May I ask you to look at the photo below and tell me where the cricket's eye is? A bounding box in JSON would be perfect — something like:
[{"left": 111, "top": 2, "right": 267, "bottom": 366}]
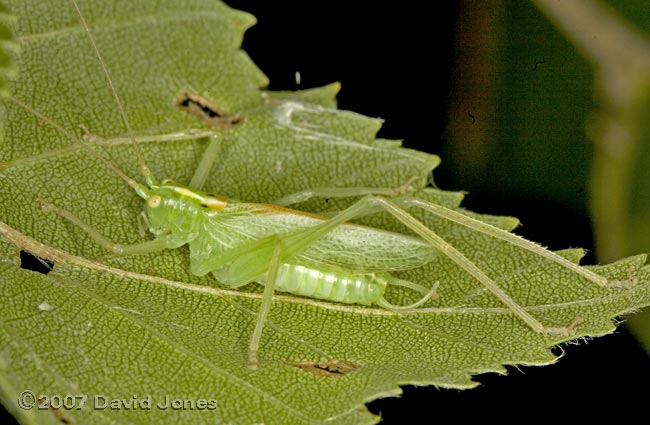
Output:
[
  {"left": 147, "top": 195, "right": 162, "bottom": 208},
  {"left": 161, "top": 178, "right": 173, "bottom": 184}
]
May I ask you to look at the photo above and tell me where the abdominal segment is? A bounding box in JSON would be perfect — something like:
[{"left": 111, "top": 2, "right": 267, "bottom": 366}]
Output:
[{"left": 261, "top": 264, "right": 388, "bottom": 306}]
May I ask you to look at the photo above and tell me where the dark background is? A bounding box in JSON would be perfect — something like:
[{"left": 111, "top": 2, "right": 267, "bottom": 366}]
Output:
[{"left": 8, "top": 1, "right": 650, "bottom": 423}]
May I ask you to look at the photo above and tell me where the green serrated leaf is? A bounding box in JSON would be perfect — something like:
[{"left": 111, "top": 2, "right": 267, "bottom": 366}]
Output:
[{"left": 1, "top": 1, "right": 650, "bottom": 424}]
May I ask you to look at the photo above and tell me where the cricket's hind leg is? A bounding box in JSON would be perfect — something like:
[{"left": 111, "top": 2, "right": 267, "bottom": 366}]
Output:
[
  {"left": 267, "top": 191, "right": 585, "bottom": 337},
  {"left": 357, "top": 196, "right": 585, "bottom": 336}
]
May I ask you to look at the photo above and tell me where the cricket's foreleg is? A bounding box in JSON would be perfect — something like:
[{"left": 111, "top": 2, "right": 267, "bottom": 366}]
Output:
[
  {"left": 247, "top": 238, "right": 282, "bottom": 370},
  {"left": 38, "top": 199, "right": 183, "bottom": 256},
  {"left": 271, "top": 176, "right": 420, "bottom": 207}
]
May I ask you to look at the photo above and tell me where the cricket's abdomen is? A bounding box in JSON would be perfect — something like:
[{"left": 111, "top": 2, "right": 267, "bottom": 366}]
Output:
[{"left": 270, "top": 264, "right": 387, "bottom": 305}]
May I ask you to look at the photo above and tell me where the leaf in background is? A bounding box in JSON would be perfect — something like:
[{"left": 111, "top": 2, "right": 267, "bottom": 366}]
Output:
[
  {"left": 534, "top": 0, "right": 650, "bottom": 351},
  {"left": 1, "top": 1, "right": 650, "bottom": 424}
]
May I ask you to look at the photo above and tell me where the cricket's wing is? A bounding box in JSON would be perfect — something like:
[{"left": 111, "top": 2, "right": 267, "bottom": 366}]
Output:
[
  {"left": 201, "top": 203, "right": 437, "bottom": 273},
  {"left": 299, "top": 219, "right": 437, "bottom": 272}
]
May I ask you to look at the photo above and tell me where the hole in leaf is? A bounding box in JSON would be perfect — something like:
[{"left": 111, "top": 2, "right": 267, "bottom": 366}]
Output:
[
  {"left": 284, "top": 360, "right": 361, "bottom": 377},
  {"left": 175, "top": 91, "right": 244, "bottom": 128},
  {"left": 20, "top": 250, "right": 54, "bottom": 274}
]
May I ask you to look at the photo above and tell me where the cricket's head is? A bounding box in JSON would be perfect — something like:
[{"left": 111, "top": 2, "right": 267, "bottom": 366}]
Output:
[{"left": 140, "top": 179, "right": 228, "bottom": 236}]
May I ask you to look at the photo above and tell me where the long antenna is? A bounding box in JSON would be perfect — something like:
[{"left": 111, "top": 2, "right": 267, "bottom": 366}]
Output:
[
  {"left": 71, "top": 0, "right": 155, "bottom": 186},
  {"left": 9, "top": 95, "right": 148, "bottom": 199}
]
